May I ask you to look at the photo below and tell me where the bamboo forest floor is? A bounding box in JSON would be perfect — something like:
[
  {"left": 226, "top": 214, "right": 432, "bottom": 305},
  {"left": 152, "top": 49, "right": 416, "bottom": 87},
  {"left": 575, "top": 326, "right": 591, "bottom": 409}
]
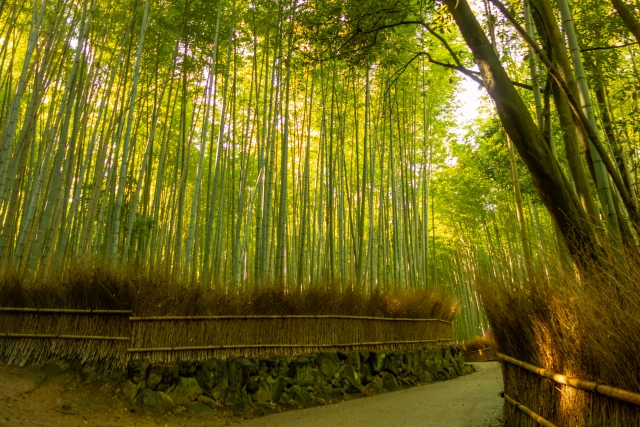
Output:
[{"left": 0, "top": 362, "right": 503, "bottom": 427}]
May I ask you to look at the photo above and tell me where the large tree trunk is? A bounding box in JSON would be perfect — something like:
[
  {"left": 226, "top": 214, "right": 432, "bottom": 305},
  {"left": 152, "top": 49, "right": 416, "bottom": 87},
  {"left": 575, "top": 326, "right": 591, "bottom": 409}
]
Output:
[
  {"left": 610, "top": 0, "right": 640, "bottom": 45},
  {"left": 442, "top": 0, "right": 598, "bottom": 267}
]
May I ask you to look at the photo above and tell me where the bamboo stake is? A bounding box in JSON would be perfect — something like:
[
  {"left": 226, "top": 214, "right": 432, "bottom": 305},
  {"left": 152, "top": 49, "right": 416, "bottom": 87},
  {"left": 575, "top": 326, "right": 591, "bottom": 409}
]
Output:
[
  {"left": 129, "top": 315, "right": 452, "bottom": 323},
  {"left": 2, "top": 333, "right": 129, "bottom": 341},
  {"left": 0, "top": 308, "right": 131, "bottom": 314},
  {"left": 498, "top": 352, "right": 640, "bottom": 406},
  {"left": 128, "top": 339, "right": 455, "bottom": 352},
  {"left": 503, "top": 393, "right": 558, "bottom": 427}
]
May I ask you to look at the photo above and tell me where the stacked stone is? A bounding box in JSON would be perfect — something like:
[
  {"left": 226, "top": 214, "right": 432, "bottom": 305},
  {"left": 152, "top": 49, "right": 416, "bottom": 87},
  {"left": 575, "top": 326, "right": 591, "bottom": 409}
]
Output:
[{"left": 120, "top": 344, "right": 466, "bottom": 415}]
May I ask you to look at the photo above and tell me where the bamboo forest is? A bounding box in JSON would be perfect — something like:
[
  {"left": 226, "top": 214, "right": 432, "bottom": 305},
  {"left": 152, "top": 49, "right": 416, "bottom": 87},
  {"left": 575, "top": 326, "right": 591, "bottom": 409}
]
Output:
[{"left": 1, "top": 0, "right": 640, "bottom": 425}]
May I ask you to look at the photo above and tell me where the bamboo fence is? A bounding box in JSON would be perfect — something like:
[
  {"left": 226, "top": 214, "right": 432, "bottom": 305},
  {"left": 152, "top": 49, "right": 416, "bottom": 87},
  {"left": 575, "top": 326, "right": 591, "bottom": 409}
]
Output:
[
  {"left": 129, "top": 315, "right": 454, "bottom": 362},
  {"left": 0, "top": 308, "right": 131, "bottom": 370},
  {"left": 503, "top": 393, "right": 558, "bottom": 427},
  {"left": 0, "top": 309, "right": 454, "bottom": 367},
  {"left": 498, "top": 352, "right": 640, "bottom": 426}
]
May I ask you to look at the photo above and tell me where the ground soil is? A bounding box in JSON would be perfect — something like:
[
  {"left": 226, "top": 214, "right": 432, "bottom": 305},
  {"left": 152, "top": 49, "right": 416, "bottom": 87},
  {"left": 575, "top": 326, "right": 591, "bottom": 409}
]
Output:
[
  {"left": 0, "top": 362, "right": 503, "bottom": 427},
  {"left": 0, "top": 362, "right": 240, "bottom": 427}
]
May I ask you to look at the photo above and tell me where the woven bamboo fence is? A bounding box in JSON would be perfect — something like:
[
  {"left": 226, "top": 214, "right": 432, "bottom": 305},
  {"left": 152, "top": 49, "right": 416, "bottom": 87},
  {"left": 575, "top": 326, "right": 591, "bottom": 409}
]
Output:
[
  {"left": 128, "top": 315, "right": 454, "bottom": 362},
  {"left": 498, "top": 352, "right": 640, "bottom": 427},
  {"left": 0, "top": 308, "right": 131, "bottom": 370},
  {"left": 462, "top": 347, "right": 496, "bottom": 363},
  {"left": 0, "top": 308, "right": 454, "bottom": 367}
]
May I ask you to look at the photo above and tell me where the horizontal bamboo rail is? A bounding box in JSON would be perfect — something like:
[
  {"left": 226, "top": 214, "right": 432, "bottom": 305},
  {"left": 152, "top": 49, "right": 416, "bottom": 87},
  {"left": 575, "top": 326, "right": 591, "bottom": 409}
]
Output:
[
  {"left": 462, "top": 347, "right": 493, "bottom": 355},
  {"left": 128, "top": 339, "right": 455, "bottom": 353},
  {"left": 2, "top": 333, "right": 130, "bottom": 341},
  {"left": 503, "top": 393, "right": 558, "bottom": 427},
  {"left": 498, "top": 352, "right": 640, "bottom": 407},
  {"left": 0, "top": 307, "right": 131, "bottom": 315},
  {"left": 129, "top": 315, "right": 453, "bottom": 323}
]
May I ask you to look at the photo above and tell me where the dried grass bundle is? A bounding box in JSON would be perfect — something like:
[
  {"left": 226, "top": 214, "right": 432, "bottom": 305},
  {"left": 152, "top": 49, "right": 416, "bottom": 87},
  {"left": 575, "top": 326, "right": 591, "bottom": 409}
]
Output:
[
  {"left": 128, "top": 316, "right": 454, "bottom": 363},
  {"left": 461, "top": 335, "right": 496, "bottom": 362},
  {"left": 0, "top": 263, "right": 459, "bottom": 319},
  {"left": 461, "top": 335, "right": 495, "bottom": 353}
]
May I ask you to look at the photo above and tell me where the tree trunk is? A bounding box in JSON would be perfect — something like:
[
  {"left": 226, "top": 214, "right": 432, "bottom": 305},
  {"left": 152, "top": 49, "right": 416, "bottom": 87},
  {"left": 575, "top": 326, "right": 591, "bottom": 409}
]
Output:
[
  {"left": 443, "top": 0, "right": 599, "bottom": 267},
  {"left": 610, "top": 0, "right": 640, "bottom": 45}
]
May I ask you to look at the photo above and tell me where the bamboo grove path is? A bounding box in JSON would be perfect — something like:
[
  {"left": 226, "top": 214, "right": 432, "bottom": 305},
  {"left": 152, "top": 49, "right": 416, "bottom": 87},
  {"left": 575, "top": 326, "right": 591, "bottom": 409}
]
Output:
[
  {"left": 232, "top": 362, "right": 504, "bottom": 427},
  {"left": 0, "top": 362, "right": 503, "bottom": 427}
]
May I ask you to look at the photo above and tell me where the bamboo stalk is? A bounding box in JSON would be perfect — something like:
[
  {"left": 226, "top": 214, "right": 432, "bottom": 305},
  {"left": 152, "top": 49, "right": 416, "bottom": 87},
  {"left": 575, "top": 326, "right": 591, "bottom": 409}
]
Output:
[
  {"left": 498, "top": 352, "right": 640, "bottom": 406},
  {"left": 0, "top": 308, "right": 132, "bottom": 314},
  {"left": 2, "top": 333, "right": 129, "bottom": 341},
  {"left": 503, "top": 393, "right": 558, "bottom": 427},
  {"left": 128, "top": 339, "right": 455, "bottom": 352},
  {"left": 129, "top": 315, "right": 452, "bottom": 323}
]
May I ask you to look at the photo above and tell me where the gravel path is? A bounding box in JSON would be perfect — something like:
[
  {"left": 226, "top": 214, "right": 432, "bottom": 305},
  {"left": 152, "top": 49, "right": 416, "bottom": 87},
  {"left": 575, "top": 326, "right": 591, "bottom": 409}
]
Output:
[
  {"left": 0, "top": 362, "right": 503, "bottom": 427},
  {"left": 232, "top": 362, "right": 504, "bottom": 427}
]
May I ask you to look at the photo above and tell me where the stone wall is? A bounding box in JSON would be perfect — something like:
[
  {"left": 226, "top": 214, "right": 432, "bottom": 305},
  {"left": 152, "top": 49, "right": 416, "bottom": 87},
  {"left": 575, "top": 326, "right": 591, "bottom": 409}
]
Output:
[{"left": 120, "top": 344, "right": 468, "bottom": 416}]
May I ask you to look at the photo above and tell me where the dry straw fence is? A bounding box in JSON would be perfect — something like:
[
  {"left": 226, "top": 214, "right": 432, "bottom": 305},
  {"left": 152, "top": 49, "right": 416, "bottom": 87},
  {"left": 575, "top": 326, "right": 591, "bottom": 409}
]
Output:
[
  {"left": 129, "top": 315, "right": 454, "bottom": 362},
  {"left": 0, "top": 307, "right": 131, "bottom": 371},
  {"left": 498, "top": 352, "right": 640, "bottom": 427},
  {"left": 0, "top": 271, "right": 459, "bottom": 370},
  {"left": 0, "top": 308, "right": 454, "bottom": 369}
]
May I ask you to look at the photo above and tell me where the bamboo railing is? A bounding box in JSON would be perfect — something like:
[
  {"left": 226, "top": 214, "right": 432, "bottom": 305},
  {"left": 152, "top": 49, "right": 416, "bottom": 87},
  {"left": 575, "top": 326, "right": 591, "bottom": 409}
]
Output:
[
  {"left": 498, "top": 352, "right": 640, "bottom": 406},
  {"left": 128, "top": 339, "right": 451, "bottom": 353},
  {"left": 503, "top": 392, "right": 558, "bottom": 427},
  {"left": 2, "top": 333, "right": 129, "bottom": 341},
  {"left": 129, "top": 315, "right": 453, "bottom": 323}
]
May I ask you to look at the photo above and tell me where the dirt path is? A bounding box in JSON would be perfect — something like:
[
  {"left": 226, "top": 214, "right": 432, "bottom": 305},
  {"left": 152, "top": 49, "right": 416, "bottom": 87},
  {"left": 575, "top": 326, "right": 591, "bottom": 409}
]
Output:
[
  {"left": 0, "top": 362, "right": 503, "bottom": 427},
  {"left": 231, "top": 362, "right": 504, "bottom": 427}
]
